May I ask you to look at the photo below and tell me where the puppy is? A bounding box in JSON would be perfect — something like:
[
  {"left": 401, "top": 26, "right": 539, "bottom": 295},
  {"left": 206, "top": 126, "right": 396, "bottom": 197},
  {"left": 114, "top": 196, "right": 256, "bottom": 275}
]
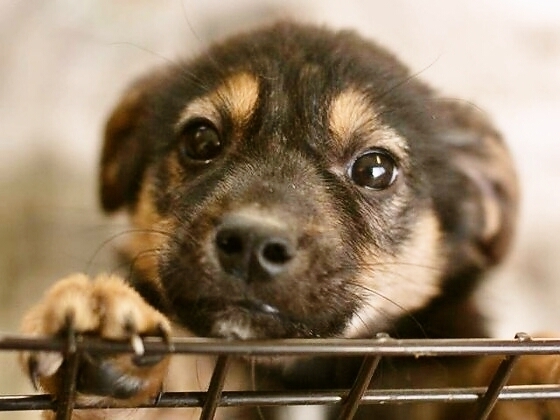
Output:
[{"left": 20, "top": 21, "right": 554, "bottom": 419}]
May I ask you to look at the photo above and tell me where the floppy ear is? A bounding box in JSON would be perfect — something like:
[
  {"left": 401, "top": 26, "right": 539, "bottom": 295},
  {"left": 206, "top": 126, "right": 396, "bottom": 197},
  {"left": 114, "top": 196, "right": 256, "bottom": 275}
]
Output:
[
  {"left": 435, "top": 100, "right": 519, "bottom": 270},
  {"left": 100, "top": 72, "right": 167, "bottom": 213}
]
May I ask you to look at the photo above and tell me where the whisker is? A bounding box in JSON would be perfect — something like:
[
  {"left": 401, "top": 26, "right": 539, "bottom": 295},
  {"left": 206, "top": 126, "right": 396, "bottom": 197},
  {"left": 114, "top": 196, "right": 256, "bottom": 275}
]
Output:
[
  {"left": 351, "top": 260, "right": 443, "bottom": 273},
  {"left": 104, "top": 247, "right": 163, "bottom": 283},
  {"left": 349, "top": 282, "right": 427, "bottom": 337},
  {"left": 180, "top": 8, "right": 232, "bottom": 83},
  {"left": 428, "top": 96, "right": 487, "bottom": 115},
  {"left": 249, "top": 357, "right": 268, "bottom": 420},
  {"left": 86, "top": 228, "right": 174, "bottom": 274},
  {"left": 376, "top": 51, "right": 443, "bottom": 102},
  {"left": 108, "top": 41, "right": 181, "bottom": 68},
  {"left": 179, "top": 1, "right": 205, "bottom": 47}
]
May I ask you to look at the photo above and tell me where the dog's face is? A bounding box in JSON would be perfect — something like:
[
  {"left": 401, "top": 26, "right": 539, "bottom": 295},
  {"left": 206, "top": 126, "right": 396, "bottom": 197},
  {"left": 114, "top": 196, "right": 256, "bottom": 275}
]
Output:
[{"left": 100, "top": 23, "right": 518, "bottom": 340}]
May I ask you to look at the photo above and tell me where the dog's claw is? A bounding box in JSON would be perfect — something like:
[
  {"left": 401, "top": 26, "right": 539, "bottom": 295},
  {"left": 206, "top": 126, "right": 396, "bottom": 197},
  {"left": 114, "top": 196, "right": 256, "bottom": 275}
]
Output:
[
  {"left": 131, "top": 324, "right": 170, "bottom": 367},
  {"left": 25, "top": 350, "right": 64, "bottom": 389},
  {"left": 130, "top": 334, "right": 145, "bottom": 356},
  {"left": 153, "top": 386, "right": 164, "bottom": 405},
  {"left": 27, "top": 357, "right": 40, "bottom": 391},
  {"left": 25, "top": 310, "right": 76, "bottom": 391}
]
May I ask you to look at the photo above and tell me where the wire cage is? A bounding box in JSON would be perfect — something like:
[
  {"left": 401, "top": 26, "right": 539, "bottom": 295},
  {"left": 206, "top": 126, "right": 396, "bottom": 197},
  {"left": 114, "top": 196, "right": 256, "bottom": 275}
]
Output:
[{"left": 2, "top": 333, "right": 560, "bottom": 420}]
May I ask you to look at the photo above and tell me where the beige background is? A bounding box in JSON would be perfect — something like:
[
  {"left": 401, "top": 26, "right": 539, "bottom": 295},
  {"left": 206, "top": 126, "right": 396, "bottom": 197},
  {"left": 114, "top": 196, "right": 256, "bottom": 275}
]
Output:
[{"left": 1, "top": 1, "right": 560, "bottom": 419}]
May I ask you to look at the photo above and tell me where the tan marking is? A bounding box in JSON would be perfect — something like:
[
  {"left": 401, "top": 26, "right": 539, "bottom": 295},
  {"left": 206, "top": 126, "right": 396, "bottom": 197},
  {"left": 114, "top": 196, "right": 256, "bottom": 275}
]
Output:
[
  {"left": 329, "top": 89, "right": 378, "bottom": 140},
  {"left": 343, "top": 211, "right": 443, "bottom": 338},
  {"left": 215, "top": 72, "right": 259, "bottom": 123},
  {"left": 125, "top": 169, "right": 173, "bottom": 287},
  {"left": 328, "top": 88, "right": 409, "bottom": 159},
  {"left": 177, "top": 72, "right": 259, "bottom": 129},
  {"left": 21, "top": 273, "right": 95, "bottom": 337},
  {"left": 166, "top": 154, "right": 185, "bottom": 189}
]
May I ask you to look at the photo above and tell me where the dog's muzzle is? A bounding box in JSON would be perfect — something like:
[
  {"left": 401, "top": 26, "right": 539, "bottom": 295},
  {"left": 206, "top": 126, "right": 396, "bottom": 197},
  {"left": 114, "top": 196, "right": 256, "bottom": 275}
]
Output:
[{"left": 214, "top": 213, "right": 297, "bottom": 282}]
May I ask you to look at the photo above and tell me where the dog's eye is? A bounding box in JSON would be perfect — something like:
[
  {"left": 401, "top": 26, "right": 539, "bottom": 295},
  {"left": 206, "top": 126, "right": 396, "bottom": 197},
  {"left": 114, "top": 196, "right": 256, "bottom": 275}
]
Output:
[
  {"left": 349, "top": 149, "right": 398, "bottom": 190},
  {"left": 179, "top": 119, "right": 222, "bottom": 162}
]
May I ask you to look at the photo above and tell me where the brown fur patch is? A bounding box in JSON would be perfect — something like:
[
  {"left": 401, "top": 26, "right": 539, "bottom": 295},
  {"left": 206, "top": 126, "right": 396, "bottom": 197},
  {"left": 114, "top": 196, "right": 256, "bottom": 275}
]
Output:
[
  {"left": 125, "top": 169, "right": 173, "bottom": 287},
  {"left": 177, "top": 72, "right": 259, "bottom": 129},
  {"left": 328, "top": 88, "right": 409, "bottom": 159},
  {"left": 344, "top": 211, "right": 443, "bottom": 337}
]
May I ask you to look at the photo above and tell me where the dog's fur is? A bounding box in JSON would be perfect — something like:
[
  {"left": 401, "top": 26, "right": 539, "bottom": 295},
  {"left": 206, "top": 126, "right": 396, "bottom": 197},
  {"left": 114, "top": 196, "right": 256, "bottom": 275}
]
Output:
[{"left": 19, "top": 22, "right": 559, "bottom": 419}]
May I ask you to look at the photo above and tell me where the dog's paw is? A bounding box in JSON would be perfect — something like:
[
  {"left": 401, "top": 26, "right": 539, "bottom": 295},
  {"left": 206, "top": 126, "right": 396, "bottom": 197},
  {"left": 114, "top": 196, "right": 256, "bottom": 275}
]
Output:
[{"left": 20, "top": 273, "right": 171, "bottom": 404}]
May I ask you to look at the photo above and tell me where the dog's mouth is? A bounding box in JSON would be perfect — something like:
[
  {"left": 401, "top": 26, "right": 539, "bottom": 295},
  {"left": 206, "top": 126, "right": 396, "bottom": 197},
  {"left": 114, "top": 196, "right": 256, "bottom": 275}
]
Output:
[
  {"left": 237, "top": 298, "right": 281, "bottom": 316},
  {"left": 172, "top": 295, "right": 326, "bottom": 339},
  {"left": 212, "top": 298, "right": 289, "bottom": 340}
]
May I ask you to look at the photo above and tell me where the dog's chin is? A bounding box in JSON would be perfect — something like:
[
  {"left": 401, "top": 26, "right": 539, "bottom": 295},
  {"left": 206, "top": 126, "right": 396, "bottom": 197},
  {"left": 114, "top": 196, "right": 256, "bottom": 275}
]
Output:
[
  {"left": 172, "top": 297, "right": 339, "bottom": 340},
  {"left": 209, "top": 300, "right": 284, "bottom": 340}
]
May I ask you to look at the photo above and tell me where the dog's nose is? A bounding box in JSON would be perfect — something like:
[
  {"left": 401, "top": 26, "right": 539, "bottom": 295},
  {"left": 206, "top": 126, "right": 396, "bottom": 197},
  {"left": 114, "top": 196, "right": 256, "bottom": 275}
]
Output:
[{"left": 215, "top": 214, "right": 296, "bottom": 281}]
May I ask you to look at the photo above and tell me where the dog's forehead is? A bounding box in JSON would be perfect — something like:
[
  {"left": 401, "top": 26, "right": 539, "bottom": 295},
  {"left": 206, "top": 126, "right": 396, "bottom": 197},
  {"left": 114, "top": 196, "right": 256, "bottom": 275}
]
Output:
[{"left": 176, "top": 66, "right": 409, "bottom": 158}]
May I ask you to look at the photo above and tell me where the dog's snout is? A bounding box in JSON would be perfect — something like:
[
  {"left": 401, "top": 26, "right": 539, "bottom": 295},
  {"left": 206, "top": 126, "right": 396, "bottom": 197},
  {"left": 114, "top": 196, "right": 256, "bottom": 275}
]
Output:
[{"left": 215, "top": 214, "right": 296, "bottom": 281}]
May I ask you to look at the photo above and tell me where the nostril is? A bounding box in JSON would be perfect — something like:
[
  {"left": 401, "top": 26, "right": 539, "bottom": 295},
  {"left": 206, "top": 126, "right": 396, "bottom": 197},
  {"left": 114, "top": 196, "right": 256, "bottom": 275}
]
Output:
[
  {"left": 261, "top": 240, "right": 294, "bottom": 265},
  {"left": 256, "top": 238, "right": 295, "bottom": 277},
  {"left": 216, "top": 230, "right": 244, "bottom": 256}
]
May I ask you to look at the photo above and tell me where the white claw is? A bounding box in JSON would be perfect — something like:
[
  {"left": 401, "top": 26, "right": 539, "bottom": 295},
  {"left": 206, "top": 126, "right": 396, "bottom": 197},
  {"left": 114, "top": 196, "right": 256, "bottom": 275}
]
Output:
[
  {"left": 131, "top": 334, "right": 145, "bottom": 356},
  {"left": 35, "top": 351, "right": 64, "bottom": 377}
]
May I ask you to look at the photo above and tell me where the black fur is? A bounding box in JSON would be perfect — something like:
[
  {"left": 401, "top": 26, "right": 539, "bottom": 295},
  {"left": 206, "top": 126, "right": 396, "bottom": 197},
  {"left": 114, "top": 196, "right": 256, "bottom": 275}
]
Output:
[{"left": 100, "top": 21, "right": 518, "bottom": 418}]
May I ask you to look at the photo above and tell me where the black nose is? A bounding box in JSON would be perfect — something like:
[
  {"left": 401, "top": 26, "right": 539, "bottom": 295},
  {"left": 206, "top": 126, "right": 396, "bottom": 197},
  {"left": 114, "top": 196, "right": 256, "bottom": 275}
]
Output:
[{"left": 215, "top": 214, "right": 296, "bottom": 281}]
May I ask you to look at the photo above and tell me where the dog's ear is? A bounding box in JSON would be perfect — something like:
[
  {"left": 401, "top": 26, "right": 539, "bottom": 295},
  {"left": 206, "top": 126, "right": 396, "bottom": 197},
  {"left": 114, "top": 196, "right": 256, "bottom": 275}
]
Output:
[
  {"left": 100, "top": 72, "right": 167, "bottom": 213},
  {"left": 435, "top": 100, "right": 519, "bottom": 270}
]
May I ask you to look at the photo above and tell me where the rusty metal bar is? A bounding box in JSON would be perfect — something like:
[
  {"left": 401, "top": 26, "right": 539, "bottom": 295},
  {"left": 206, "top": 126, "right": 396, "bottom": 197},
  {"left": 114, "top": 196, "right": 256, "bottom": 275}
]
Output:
[
  {"left": 3, "top": 335, "right": 560, "bottom": 357},
  {"left": 473, "top": 355, "right": 519, "bottom": 420},
  {"left": 3, "top": 385, "right": 560, "bottom": 412},
  {"left": 199, "top": 355, "right": 231, "bottom": 420},
  {"left": 3, "top": 333, "right": 560, "bottom": 415},
  {"left": 473, "top": 333, "right": 529, "bottom": 420},
  {"left": 55, "top": 323, "right": 80, "bottom": 420},
  {"left": 337, "top": 355, "right": 382, "bottom": 420},
  {"left": 336, "top": 332, "right": 388, "bottom": 420}
]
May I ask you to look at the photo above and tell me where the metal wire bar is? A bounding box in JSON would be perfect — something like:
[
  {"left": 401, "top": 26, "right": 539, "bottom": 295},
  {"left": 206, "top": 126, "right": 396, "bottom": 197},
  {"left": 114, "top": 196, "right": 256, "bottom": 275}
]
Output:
[
  {"left": 55, "top": 321, "right": 80, "bottom": 420},
  {"left": 337, "top": 332, "right": 389, "bottom": 419},
  {"left": 3, "top": 335, "right": 560, "bottom": 357},
  {"left": 473, "top": 333, "right": 530, "bottom": 420},
  {"left": 337, "top": 355, "right": 382, "bottom": 420},
  {"left": 199, "top": 355, "right": 231, "bottom": 420},
  {"left": 3, "top": 385, "right": 560, "bottom": 412},
  {"left": 4, "top": 333, "right": 560, "bottom": 416},
  {"left": 474, "top": 355, "right": 519, "bottom": 420},
  {"left": 146, "top": 386, "right": 560, "bottom": 407}
]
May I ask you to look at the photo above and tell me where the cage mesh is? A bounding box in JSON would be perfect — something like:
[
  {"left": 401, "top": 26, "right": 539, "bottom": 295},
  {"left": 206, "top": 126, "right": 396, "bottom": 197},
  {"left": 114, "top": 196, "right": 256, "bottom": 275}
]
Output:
[{"left": 2, "top": 333, "right": 560, "bottom": 420}]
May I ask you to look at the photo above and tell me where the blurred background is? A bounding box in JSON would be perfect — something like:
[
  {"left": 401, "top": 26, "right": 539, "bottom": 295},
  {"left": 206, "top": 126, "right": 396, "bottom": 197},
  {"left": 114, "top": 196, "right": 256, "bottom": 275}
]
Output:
[{"left": 1, "top": 1, "right": 559, "bottom": 418}]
